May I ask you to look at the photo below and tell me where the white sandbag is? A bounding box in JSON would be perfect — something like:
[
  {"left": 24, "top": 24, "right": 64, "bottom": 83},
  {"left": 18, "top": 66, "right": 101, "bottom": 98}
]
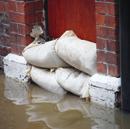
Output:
[
  {"left": 30, "top": 66, "right": 66, "bottom": 95},
  {"left": 55, "top": 31, "right": 97, "bottom": 75},
  {"left": 23, "top": 39, "right": 68, "bottom": 68},
  {"left": 55, "top": 68, "right": 90, "bottom": 98}
]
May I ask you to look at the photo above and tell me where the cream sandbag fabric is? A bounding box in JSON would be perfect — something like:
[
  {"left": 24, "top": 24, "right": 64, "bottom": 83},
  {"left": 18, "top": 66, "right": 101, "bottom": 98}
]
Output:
[
  {"left": 55, "top": 68, "right": 90, "bottom": 98},
  {"left": 55, "top": 31, "right": 97, "bottom": 75},
  {"left": 30, "top": 66, "right": 67, "bottom": 95},
  {"left": 22, "top": 40, "right": 68, "bottom": 68}
]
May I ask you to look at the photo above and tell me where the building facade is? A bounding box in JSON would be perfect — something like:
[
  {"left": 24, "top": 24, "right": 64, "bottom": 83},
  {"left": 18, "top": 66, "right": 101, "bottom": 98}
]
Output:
[{"left": 0, "top": 0, "right": 121, "bottom": 108}]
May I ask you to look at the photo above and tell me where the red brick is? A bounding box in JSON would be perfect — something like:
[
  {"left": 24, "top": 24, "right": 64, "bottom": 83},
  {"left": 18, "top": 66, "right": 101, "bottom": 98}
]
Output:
[
  {"left": 0, "top": 36, "right": 10, "bottom": 46},
  {"left": 96, "top": 13, "right": 105, "bottom": 25},
  {"left": 16, "top": 0, "right": 44, "bottom": 14},
  {"left": 107, "top": 40, "right": 119, "bottom": 52},
  {"left": 108, "top": 65, "right": 120, "bottom": 77},
  {"left": 11, "top": 44, "right": 25, "bottom": 55},
  {"left": 8, "top": 0, "right": 16, "bottom": 12},
  {"left": 96, "top": 38, "right": 106, "bottom": 50},
  {"left": 10, "top": 33, "right": 17, "bottom": 45},
  {"left": 97, "top": 51, "right": 106, "bottom": 62},
  {"left": 11, "top": 45, "right": 19, "bottom": 55},
  {"left": 4, "top": 2, "right": 9, "bottom": 12},
  {"left": 10, "top": 34, "right": 32, "bottom": 51},
  {"left": 35, "top": 12, "right": 44, "bottom": 23},
  {"left": 17, "top": 35, "right": 33, "bottom": 46},
  {"left": 96, "top": 26, "right": 104, "bottom": 37},
  {"left": 16, "top": 1, "right": 25, "bottom": 13},
  {"left": 96, "top": 2, "right": 107, "bottom": 14},
  {"left": 106, "top": 52, "right": 119, "bottom": 65},
  {"left": 96, "top": 2, "right": 116, "bottom": 16},
  {"left": 0, "top": 46, "right": 11, "bottom": 56},
  {"left": 105, "top": 0, "right": 115, "bottom": 2},
  {"left": 9, "top": 12, "right": 25, "bottom": 23},
  {"left": 0, "top": 1, "right": 4, "bottom": 11},
  {"left": 10, "top": 22, "right": 18, "bottom": 33},
  {"left": 18, "top": 46, "right": 26, "bottom": 54},
  {"left": 96, "top": 0, "right": 105, "bottom": 1},
  {"left": 25, "top": 14, "right": 36, "bottom": 24},
  {"left": 9, "top": 12, "right": 39, "bottom": 24},
  {"left": 105, "top": 15, "right": 116, "bottom": 28},
  {"left": 35, "top": 0, "right": 44, "bottom": 11},
  {"left": 25, "top": 35, "right": 33, "bottom": 45},
  {"left": 96, "top": 26, "right": 117, "bottom": 40},
  {"left": 106, "top": 28, "right": 118, "bottom": 40},
  {"left": 17, "top": 24, "right": 32, "bottom": 35},
  {"left": 25, "top": 2, "right": 35, "bottom": 14},
  {"left": 107, "top": 3, "right": 116, "bottom": 16},
  {"left": 97, "top": 63, "right": 107, "bottom": 74}
]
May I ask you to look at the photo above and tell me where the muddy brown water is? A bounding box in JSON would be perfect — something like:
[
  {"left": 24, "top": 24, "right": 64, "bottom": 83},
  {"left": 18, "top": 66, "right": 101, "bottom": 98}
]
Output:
[{"left": 0, "top": 71, "right": 130, "bottom": 129}]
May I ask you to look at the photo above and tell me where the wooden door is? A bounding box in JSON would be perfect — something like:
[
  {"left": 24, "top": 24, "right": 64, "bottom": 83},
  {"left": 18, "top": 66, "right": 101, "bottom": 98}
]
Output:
[{"left": 47, "top": 0, "right": 96, "bottom": 42}]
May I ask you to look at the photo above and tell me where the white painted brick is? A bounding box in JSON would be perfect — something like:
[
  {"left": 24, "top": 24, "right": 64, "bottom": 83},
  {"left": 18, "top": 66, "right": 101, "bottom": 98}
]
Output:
[
  {"left": 90, "top": 74, "right": 121, "bottom": 91},
  {"left": 90, "top": 97, "right": 115, "bottom": 108},
  {"left": 3, "top": 53, "right": 31, "bottom": 82},
  {"left": 89, "top": 74, "right": 121, "bottom": 108},
  {"left": 89, "top": 86, "right": 115, "bottom": 101}
]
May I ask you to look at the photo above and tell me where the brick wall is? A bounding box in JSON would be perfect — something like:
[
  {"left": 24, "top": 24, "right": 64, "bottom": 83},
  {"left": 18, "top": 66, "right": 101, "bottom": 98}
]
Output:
[
  {"left": 0, "top": 0, "right": 120, "bottom": 77},
  {"left": 0, "top": 0, "right": 44, "bottom": 68},
  {"left": 0, "top": 1, "right": 11, "bottom": 67},
  {"left": 9, "top": 0, "right": 44, "bottom": 54},
  {"left": 95, "top": 0, "right": 120, "bottom": 77}
]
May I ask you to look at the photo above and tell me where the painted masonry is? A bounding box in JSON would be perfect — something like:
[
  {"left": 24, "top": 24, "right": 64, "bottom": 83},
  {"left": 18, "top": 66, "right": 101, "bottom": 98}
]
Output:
[{"left": 0, "top": 0, "right": 120, "bottom": 107}]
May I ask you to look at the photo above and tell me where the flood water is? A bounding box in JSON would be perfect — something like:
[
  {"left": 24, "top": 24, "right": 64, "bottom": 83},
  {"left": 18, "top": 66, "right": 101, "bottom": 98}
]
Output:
[{"left": 0, "top": 71, "right": 130, "bottom": 129}]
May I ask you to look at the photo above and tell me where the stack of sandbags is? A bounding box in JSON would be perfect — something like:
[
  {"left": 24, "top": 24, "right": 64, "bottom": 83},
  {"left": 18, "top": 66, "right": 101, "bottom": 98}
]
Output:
[
  {"left": 22, "top": 38, "right": 69, "bottom": 96},
  {"left": 22, "top": 30, "right": 97, "bottom": 98}
]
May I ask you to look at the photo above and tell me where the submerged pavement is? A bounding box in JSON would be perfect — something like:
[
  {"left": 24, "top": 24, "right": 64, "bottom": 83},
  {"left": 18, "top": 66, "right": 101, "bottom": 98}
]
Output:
[{"left": 0, "top": 71, "right": 130, "bottom": 129}]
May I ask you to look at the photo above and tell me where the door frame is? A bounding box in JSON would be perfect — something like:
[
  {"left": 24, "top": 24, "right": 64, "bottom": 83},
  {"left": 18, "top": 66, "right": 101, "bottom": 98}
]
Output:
[{"left": 119, "top": 0, "right": 130, "bottom": 112}]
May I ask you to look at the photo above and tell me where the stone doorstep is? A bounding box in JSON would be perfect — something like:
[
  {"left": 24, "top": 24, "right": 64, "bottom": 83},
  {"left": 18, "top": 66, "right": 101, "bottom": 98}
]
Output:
[
  {"left": 3, "top": 53, "right": 31, "bottom": 82},
  {"left": 89, "top": 74, "right": 121, "bottom": 108}
]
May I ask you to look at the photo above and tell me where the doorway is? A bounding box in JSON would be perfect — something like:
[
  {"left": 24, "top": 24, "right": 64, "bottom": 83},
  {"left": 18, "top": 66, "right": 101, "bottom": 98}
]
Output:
[{"left": 47, "top": 0, "right": 96, "bottom": 42}]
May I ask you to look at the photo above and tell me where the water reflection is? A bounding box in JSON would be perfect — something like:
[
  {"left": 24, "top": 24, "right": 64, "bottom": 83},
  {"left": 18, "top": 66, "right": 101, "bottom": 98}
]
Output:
[
  {"left": 4, "top": 77, "right": 30, "bottom": 105},
  {"left": 31, "top": 85, "right": 64, "bottom": 104},
  {"left": 27, "top": 103, "right": 92, "bottom": 129},
  {"left": 4, "top": 78, "right": 64, "bottom": 105},
  {"left": 2, "top": 75, "right": 130, "bottom": 129}
]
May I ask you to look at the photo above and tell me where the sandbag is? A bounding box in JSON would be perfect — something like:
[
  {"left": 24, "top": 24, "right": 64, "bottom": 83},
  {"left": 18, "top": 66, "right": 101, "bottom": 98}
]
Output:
[
  {"left": 23, "top": 39, "right": 68, "bottom": 68},
  {"left": 55, "top": 68, "right": 90, "bottom": 98},
  {"left": 55, "top": 31, "right": 97, "bottom": 75},
  {"left": 30, "top": 66, "right": 67, "bottom": 95}
]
